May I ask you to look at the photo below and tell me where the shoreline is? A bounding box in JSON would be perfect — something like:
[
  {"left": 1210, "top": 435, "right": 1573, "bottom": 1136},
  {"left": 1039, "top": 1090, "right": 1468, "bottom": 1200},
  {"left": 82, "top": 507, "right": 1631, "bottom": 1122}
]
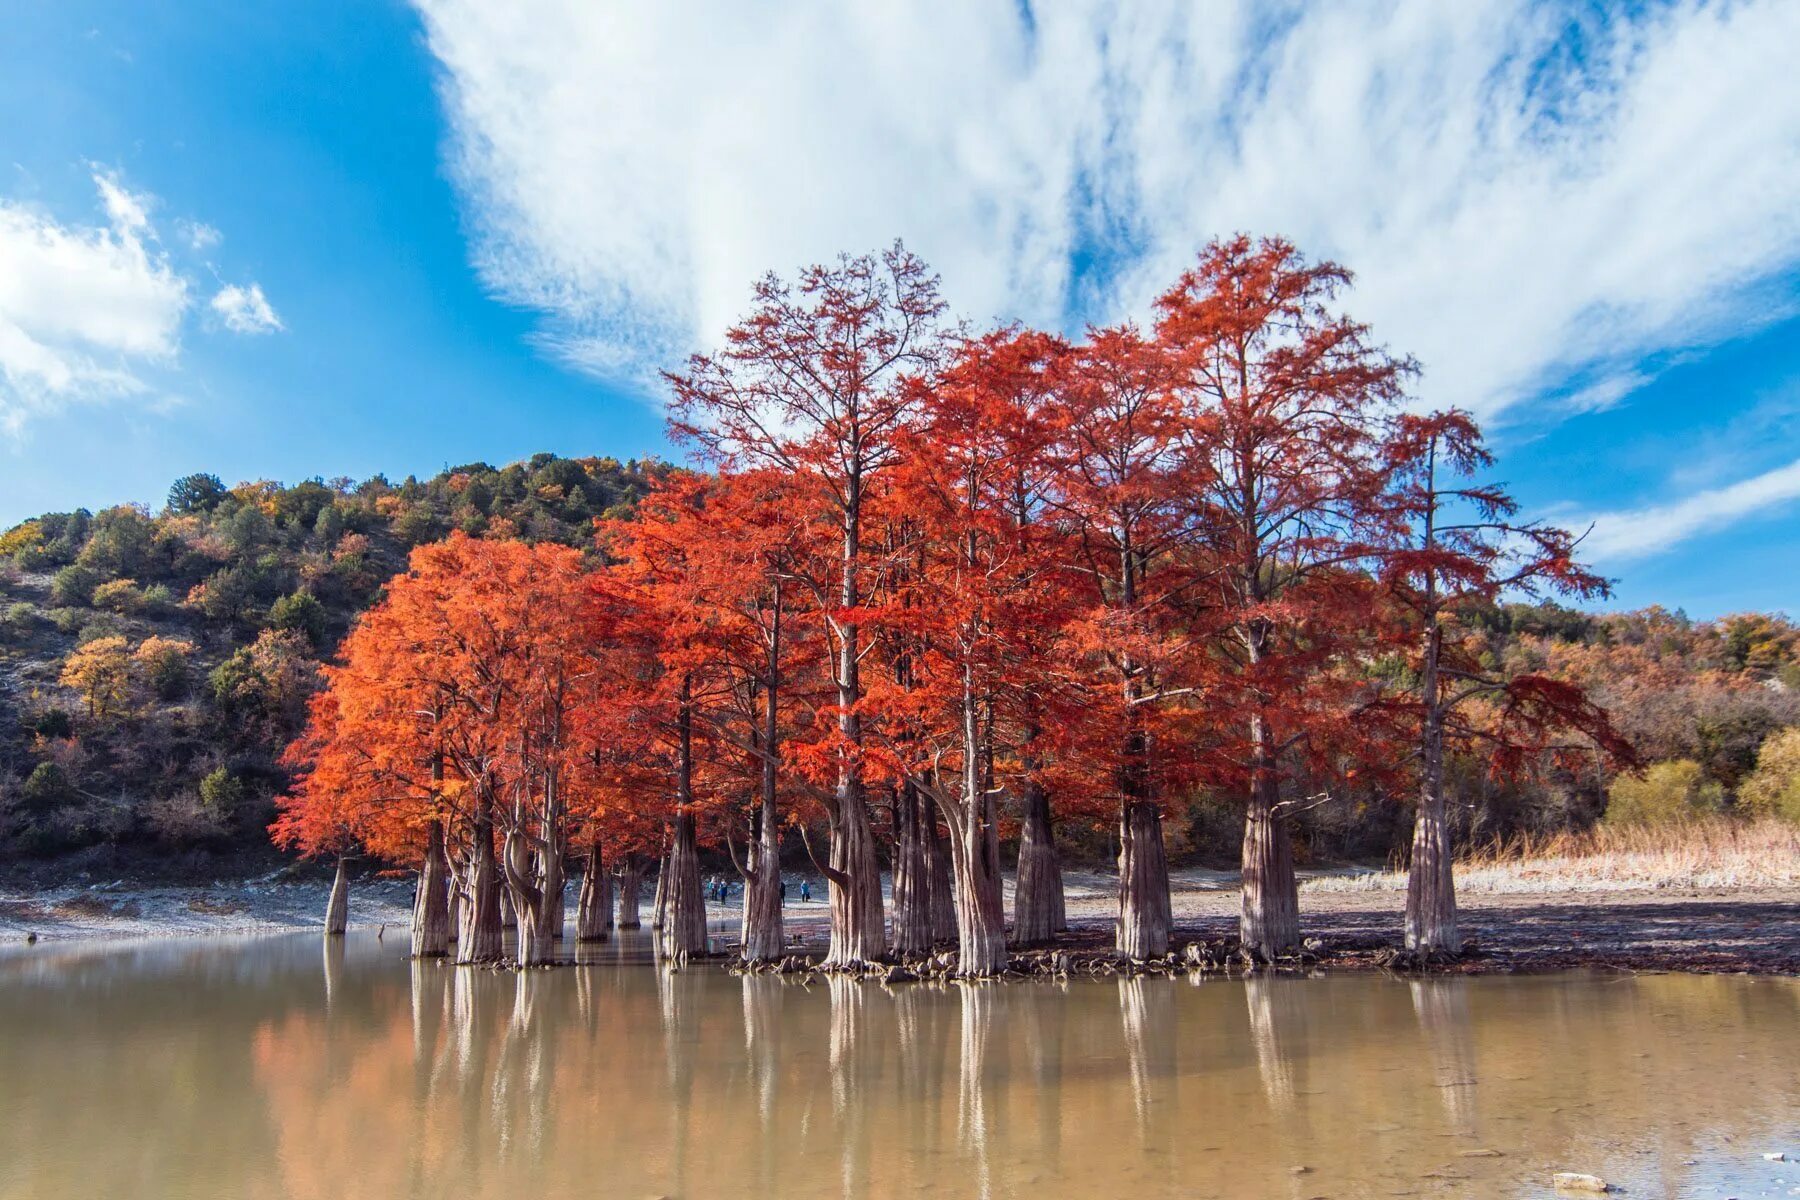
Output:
[{"left": 4, "top": 873, "right": 1794, "bottom": 975}]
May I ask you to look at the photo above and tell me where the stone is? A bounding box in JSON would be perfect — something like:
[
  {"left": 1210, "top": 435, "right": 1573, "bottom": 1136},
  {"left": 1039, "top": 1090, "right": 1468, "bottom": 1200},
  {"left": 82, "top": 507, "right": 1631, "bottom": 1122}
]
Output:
[{"left": 1552, "top": 1173, "right": 1611, "bottom": 1192}]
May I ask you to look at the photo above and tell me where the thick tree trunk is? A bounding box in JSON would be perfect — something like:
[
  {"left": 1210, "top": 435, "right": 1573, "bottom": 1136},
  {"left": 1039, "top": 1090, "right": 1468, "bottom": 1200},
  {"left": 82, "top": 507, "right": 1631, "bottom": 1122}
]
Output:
[
  {"left": 576, "top": 841, "right": 613, "bottom": 941},
  {"left": 411, "top": 821, "right": 451, "bottom": 958},
  {"left": 1011, "top": 780, "right": 1065, "bottom": 945},
  {"left": 1405, "top": 624, "right": 1460, "bottom": 954},
  {"left": 539, "top": 852, "right": 566, "bottom": 945},
  {"left": 324, "top": 855, "right": 350, "bottom": 936},
  {"left": 616, "top": 857, "right": 644, "bottom": 929},
  {"left": 1115, "top": 801, "right": 1171, "bottom": 959},
  {"left": 824, "top": 781, "right": 887, "bottom": 968},
  {"left": 660, "top": 811, "right": 708, "bottom": 959},
  {"left": 1239, "top": 724, "right": 1300, "bottom": 957},
  {"left": 940, "top": 686, "right": 1007, "bottom": 978},
  {"left": 928, "top": 817, "right": 957, "bottom": 943},
  {"left": 891, "top": 781, "right": 933, "bottom": 956},
  {"left": 499, "top": 886, "right": 517, "bottom": 931},
  {"left": 502, "top": 828, "right": 558, "bottom": 967},
  {"left": 456, "top": 809, "right": 503, "bottom": 964},
  {"left": 741, "top": 806, "right": 785, "bottom": 964}
]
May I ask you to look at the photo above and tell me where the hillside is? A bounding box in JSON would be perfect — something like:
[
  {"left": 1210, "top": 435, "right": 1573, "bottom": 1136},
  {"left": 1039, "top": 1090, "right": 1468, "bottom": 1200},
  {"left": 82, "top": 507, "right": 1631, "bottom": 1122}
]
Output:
[{"left": 0, "top": 454, "right": 671, "bottom": 878}]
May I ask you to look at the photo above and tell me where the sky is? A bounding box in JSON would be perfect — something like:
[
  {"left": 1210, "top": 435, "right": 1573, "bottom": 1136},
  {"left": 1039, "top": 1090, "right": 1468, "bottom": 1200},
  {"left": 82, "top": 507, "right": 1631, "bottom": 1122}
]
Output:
[{"left": 1, "top": 0, "right": 1797, "bottom": 618}]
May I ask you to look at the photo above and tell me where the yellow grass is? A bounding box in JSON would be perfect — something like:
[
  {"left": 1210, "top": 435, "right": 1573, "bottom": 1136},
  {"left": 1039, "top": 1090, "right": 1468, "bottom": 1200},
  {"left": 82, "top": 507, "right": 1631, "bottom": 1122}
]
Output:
[{"left": 1303, "top": 819, "right": 1800, "bottom": 894}]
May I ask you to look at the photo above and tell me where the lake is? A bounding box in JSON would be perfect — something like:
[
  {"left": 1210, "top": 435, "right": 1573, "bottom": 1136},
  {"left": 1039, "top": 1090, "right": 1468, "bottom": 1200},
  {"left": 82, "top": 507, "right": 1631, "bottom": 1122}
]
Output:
[{"left": 0, "top": 931, "right": 1794, "bottom": 1198}]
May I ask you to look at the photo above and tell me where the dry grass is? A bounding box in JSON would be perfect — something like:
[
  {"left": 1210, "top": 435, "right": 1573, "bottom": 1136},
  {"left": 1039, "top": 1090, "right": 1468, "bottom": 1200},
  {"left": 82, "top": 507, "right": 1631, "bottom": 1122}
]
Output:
[{"left": 1303, "top": 819, "right": 1800, "bottom": 895}]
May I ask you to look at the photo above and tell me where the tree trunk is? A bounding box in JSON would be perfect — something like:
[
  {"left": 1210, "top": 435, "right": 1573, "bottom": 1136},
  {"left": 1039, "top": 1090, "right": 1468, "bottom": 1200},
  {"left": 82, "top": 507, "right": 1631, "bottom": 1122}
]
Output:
[
  {"left": 941, "top": 694, "right": 1007, "bottom": 977},
  {"left": 617, "top": 856, "right": 644, "bottom": 929},
  {"left": 576, "top": 841, "right": 613, "bottom": 942},
  {"left": 1405, "top": 622, "right": 1460, "bottom": 954},
  {"left": 660, "top": 811, "right": 708, "bottom": 959},
  {"left": 1239, "top": 720, "right": 1300, "bottom": 957},
  {"left": 411, "top": 821, "right": 451, "bottom": 958},
  {"left": 1115, "top": 802, "right": 1171, "bottom": 959},
  {"left": 891, "top": 781, "right": 933, "bottom": 956},
  {"left": 824, "top": 506, "right": 887, "bottom": 969},
  {"left": 928, "top": 816, "right": 957, "bottom": 943},
  {"left": 1011, "top": 780, "right": 1065, "bottom": 945},
  {"left": 499, "top": 886, "right": 517, "bottom": 931},
  {"left": 539, "top": 851, "right": 566, "bottom": 945},
  {"left": 324, "top": 855, "right": 350, "bottom": 936},
  {"left": 741, "top": 805, "right": 785, "bottom": 964},
  {"left": 456, "top": 808, "right": 503, "bottom": 964},
  {"left": 651, "top": 851, "right": 669, "bottom": 930},
  {"left": 502, "top": 827, "right": 556, "bottom": 967}
]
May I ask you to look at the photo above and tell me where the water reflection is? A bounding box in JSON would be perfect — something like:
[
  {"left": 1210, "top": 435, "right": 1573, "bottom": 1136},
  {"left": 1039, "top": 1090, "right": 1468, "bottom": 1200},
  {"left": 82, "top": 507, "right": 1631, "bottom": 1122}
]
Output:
[{"left": 0, "top": 934, "right": 1794, "bottom": 1200}]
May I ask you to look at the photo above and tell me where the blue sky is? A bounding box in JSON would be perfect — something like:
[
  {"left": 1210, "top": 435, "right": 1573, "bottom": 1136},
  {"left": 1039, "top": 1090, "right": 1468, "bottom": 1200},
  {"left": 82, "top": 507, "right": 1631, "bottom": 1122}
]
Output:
[{"left": 2, "top": 1, "right": 1797, "bottom": 618}]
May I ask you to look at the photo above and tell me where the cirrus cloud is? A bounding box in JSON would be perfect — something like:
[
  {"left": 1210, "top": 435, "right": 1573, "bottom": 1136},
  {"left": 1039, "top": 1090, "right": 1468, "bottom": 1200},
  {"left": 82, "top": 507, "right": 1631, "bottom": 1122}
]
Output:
[{"left": 414, "top": 0, "right": 1800, "bottom": 421}]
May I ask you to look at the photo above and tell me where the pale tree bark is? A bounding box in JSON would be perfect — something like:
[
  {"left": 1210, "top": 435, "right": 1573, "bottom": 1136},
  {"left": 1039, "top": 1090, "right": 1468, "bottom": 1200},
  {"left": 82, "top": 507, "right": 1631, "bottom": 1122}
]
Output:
[
  {"left": 739, "top": 635, "right": 786, "bottom": 964},
  {"left": 616, "top": 855, "right": 644, "bottom": 929},
  {"left": 933, "top": 677, "right": 1008, "bottom": 977},
  {"left": 740, "top": 805, "right": 785, "bottom": 963},
  {"left": 576, "top": 840, "right": 613, "bottom": 942},
  {"left": 660, "top": 811, "right": 708, "bottom": 959},
  {"left": 456, "top": 797, "right": 503, "bottom": 964},
  {"left": 1239, "top": 712, "right": 1300, "bottom": 958},
  {"left": 1011, "top": 779, "right": 1065, "bottom": 945},
  {"left": 1405, "top": 621, "right": 1460, "bottom": 953},
  {"left": 824, "top": 512, "right": 887, "bottom": 969},
  {"left": 411, "top": 821, "right": 451, "bottom": 958},
  {"left": 324, "top": 854, "right": 350, "bottom": 936},
  {"left": 1116, "top": 802, "right": 1171, "bottom": 959},
  {"left": 660, "top": 685, "right": 709, "bottom": 960},
  {"left": 890, "top": 780, "right": 934, "bottom": 956}
]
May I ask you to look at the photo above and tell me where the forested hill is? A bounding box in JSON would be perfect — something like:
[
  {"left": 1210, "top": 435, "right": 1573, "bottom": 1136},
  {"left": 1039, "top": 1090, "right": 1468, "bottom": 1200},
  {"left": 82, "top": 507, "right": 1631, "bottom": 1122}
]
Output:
[
  {"left": 1, "top": 451, "right": 1797, "bottom": 877},
  {"left": 0, "top": 454, "right": 672, "bottom": 873}
]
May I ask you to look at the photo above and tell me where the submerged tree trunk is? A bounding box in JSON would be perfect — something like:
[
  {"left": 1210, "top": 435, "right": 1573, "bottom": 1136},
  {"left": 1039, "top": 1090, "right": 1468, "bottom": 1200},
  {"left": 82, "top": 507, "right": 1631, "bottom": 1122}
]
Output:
[
  {"left": 1405, "top": 621, "right": 1460, "bottom": 954},
  {"left": 1012, "top": 780, "right": 1065, "bottom": 945},
  {"left": 928, "top": 817, "right": 957, "bottom": 943},
  {"left": 825, "top": 778, "right": 887, "bottom": 968},
  {"left": 660, "top": 812, "right": 708, "bottom": 959},
  {"left": 1116, "top": 802, "right": 1171, "bottom": 959},
  {"left": 941, "top": 688, "right": 1007, "bottom": 977},
  {"left": 411, "top": 821, "right": 451, "bottom": 958},
  {"left": 891, "top": 781, "right": 933, "bottom": 956},
  {"left": 576, "top": 841, "right": 613, "bottom": 942},
  {"left": 539, "top": 852, "right": 566, "bottom": 945},
  {"left": 651, "top": 850, "right": 669, "bottom": 930},
  {"left": 456, "top": 803, "right": 503, "bottom": 964},
  {"left": 741, "top": 805, "right": 785, "bottom": 964},
  {"left": 324, "top": 855, "right": 350, "bottom": 936},
  {"left": 617, "top": 856, "right": 644, "bottom": 929},
  {"left": 1239, "top": 716, "right": 1300, "bottom": 957}
]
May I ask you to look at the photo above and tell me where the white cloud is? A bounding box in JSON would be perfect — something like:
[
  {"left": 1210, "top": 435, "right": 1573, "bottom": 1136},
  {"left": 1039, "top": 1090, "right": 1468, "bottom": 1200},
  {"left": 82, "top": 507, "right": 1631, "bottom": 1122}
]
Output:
[
  {"left": 414, "top": 0, "right": 1800, "bottom": 418},
  {"left": 210, "top": 282, "right": 283, "bottom": 334},
  {"left": 178, "top": 219, "right": 222, "bottom": 252},
  {"left": 0, "top": 171, "right": 276, "bottom": 433},
  {"left": 1583, "top": 458, "right": 1800, "bottom": 562}
]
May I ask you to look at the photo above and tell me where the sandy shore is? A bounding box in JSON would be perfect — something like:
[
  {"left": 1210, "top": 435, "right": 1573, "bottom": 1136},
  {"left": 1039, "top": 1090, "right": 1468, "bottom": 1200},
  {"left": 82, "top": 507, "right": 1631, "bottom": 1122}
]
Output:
[{"left": 3, "top": 867, "right": 1794, "bottom": 974}]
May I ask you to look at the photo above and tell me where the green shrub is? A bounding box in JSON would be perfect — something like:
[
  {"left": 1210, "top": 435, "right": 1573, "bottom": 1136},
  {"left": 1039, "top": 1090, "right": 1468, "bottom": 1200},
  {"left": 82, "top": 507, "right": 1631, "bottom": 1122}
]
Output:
[
  {"left": 268, "top": 590, "right": 327, "bottom": 647},
  {"left": 30, "top": 709, "right": 74, "bottom": 740},
  {"left": 48, "top": 607, "right": 86, "bottom": 634},
  {"left": 1, "top": 601, "right": 38, "bottom": 638},
  {"left": 22, "top": 762, "right": 75, "bottom": 813},
  {"left": 1605, "top": 759, "right": 1724, "bottom": 826},
  {"left": 50, "top": 564, "right": 100, "bottom": 607},
  {"left": 198, "top": 767, "right": 246, "bottom": 820}
]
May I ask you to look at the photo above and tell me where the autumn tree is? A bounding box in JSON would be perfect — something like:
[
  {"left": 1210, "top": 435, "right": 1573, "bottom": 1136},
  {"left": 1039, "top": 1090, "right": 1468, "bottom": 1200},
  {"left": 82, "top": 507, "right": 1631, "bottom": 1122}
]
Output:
[
  {"left": 1044, "top": 326, "right": 1197, "bottom": 959},
  {"left": 1156, "top": 235, "right": 1411, "bottom": 957},
  {"left": 1379, "top": 409, "right": 1627, "bottom": 954},
  {"left": 667, "top": 243, "right": 950, "bottom": 968}
]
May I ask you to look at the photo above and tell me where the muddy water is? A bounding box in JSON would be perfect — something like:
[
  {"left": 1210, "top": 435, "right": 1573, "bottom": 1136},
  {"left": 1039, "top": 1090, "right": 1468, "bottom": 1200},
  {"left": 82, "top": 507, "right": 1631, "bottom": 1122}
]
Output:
[{"left": 0, "top": 933, "right": 1794, "bottom": 1199}]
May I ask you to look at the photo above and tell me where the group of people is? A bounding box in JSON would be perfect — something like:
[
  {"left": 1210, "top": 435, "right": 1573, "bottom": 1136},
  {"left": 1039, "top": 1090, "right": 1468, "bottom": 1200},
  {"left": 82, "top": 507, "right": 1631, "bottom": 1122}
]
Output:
[{"left": 704, "top": 876, "right": 813, "bottom": 906}]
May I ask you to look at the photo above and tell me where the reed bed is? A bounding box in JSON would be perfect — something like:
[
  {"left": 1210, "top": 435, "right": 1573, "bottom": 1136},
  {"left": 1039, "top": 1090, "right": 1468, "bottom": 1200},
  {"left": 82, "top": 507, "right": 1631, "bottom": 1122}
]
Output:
[{"left": 1303, "top": 819, "right": 1800, "bottom": 894}]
